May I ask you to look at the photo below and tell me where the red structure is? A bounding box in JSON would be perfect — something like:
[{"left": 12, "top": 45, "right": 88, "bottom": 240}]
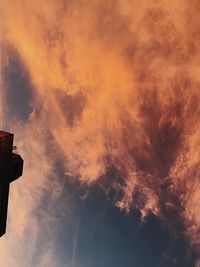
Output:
[{"left": 0, "top": 131, "right": 23, "bottom": 237}]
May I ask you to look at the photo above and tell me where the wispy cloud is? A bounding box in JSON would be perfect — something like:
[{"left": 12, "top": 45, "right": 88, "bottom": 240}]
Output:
[{"left": 1, "top": 0, "right": 200, "bottom": 265}]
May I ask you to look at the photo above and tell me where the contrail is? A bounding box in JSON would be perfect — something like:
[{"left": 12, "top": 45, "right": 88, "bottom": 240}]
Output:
[{"left": 72, "top": 216, "right": 81, "bottom": 267}]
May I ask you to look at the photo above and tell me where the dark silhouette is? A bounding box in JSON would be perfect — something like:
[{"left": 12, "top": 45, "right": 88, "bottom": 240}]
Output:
[{"left": 0, "top": 131, "right": 23, "bottom": 237}]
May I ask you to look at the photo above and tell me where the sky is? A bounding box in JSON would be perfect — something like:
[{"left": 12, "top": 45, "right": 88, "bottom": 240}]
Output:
[{"left": 1, "top": 0, "right": 200, "bottom": 266}]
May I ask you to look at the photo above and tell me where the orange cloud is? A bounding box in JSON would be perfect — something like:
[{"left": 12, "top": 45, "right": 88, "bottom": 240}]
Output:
[{"left": 1, "top": 0, "right": 200, "bottom": 261}]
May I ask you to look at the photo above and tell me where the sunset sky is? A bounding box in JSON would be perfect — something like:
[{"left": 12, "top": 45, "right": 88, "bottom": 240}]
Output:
[{"left": 1, "top": 1, "right": 200, "bottom": 266}]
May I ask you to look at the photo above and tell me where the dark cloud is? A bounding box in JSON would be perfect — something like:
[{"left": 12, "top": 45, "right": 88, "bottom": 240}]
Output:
[
  {"left": 3, "top": 44, "right": 33, "bottom": 123},
  {"left": 56, "top": 90, "right": 86, "bottom": 128}
]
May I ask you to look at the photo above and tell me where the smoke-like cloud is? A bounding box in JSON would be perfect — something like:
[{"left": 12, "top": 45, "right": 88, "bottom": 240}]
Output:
[{"left": 1, "top": 0, "right": 200, "bottom": 265}]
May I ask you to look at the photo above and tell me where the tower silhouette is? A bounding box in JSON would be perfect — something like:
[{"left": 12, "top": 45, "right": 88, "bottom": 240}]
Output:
[{"left": 0, "top": 131, "right": 23, "bottom": 237}]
